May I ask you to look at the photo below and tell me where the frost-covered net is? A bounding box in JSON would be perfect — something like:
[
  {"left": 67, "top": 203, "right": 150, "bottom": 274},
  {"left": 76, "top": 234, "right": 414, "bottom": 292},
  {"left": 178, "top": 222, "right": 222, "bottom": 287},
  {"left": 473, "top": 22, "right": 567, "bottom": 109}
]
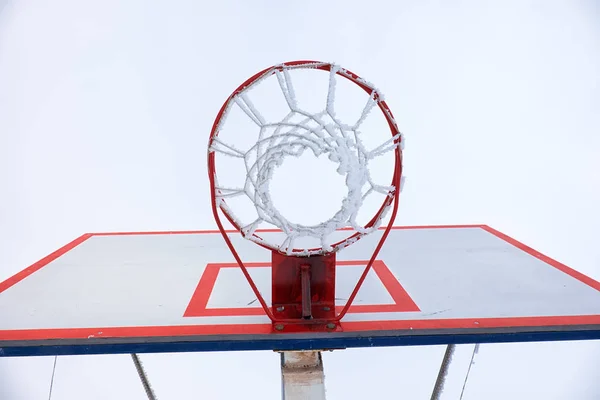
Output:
[{"left": 209, "top": 62, "right": 404, "bottom": 256}]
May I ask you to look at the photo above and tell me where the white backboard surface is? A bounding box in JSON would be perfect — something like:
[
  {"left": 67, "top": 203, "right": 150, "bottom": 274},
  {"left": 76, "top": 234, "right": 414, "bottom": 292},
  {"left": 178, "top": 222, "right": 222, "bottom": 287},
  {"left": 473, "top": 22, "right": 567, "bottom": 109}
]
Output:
[{"left": 1, "top": 225, "right": 599, "bottom": 357}]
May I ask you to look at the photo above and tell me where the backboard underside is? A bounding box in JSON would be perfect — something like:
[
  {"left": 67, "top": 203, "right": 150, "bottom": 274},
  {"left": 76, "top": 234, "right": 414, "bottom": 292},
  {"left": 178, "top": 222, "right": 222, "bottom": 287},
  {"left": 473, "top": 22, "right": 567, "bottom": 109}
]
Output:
[{"left": 1, "top": 225, "right": 599, "bottom": 357}]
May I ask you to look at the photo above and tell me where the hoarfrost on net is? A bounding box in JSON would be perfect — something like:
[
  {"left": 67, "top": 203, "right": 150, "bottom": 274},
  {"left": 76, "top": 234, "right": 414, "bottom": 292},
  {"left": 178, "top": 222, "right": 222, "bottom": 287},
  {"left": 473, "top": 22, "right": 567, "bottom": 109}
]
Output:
[{"left": 211, "top": 62, "right": 404, "bottom": 255}]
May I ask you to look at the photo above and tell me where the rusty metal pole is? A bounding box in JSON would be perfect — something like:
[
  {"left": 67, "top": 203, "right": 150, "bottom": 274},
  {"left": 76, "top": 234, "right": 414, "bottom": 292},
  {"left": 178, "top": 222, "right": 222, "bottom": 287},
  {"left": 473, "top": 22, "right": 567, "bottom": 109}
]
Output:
[{"left": 280, "top": 351, "right": 326, "bottom": 400}]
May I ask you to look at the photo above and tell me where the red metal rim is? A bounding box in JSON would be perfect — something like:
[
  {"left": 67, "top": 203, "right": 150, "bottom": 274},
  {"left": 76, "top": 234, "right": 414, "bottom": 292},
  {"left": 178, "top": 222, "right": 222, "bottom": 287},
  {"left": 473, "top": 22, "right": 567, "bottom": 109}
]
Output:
[{"left": 207, "top": 60, "right": 403, "bottom": 255}]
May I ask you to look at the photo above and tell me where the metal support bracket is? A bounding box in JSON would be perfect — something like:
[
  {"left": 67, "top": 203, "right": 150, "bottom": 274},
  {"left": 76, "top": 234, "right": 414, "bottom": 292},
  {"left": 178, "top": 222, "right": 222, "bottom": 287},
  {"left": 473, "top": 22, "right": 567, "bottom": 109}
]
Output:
[{"left": 271, "top": 251, "right": 336, "bottom": 330}]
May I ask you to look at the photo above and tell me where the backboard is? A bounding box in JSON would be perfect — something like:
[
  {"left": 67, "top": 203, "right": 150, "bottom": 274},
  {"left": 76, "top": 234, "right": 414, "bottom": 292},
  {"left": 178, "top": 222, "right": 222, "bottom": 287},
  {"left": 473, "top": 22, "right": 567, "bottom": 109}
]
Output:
[{"left": 1, "top": 225, "right": 599, "bottom": 357}]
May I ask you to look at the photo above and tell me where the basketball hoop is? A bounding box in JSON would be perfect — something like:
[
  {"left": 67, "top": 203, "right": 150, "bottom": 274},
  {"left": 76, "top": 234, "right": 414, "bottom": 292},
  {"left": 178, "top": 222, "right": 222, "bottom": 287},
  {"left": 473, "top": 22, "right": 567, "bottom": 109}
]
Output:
[{"left": 208, "top": 60, "right": 404, "bottom": 330}]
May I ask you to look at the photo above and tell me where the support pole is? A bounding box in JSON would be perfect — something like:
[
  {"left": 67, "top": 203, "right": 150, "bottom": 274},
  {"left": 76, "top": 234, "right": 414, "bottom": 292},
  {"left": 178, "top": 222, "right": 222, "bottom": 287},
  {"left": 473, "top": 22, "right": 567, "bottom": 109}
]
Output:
[
  {"left": 430, "top": 344, "right": 456, "bottom": 400},
  {"left": 131, "top": 353, "right": 158, "bottom": 400},
  {"left": 281, "top": 351, "right": 326, "bottom": 400}
]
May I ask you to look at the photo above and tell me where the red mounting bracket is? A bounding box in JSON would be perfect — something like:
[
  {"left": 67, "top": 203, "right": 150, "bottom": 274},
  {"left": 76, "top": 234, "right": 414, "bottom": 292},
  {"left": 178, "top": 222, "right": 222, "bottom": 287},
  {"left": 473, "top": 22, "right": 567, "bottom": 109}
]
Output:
[{"left": 271, "top": 251, "right": 336, "bottom": 329}]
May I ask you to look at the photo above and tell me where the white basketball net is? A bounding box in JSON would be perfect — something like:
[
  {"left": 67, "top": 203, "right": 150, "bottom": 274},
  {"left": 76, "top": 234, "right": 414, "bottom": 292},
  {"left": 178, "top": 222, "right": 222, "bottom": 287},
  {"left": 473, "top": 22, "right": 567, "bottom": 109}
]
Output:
[{"left": 209, "top": 62, "right": 404, "bottom": 256}]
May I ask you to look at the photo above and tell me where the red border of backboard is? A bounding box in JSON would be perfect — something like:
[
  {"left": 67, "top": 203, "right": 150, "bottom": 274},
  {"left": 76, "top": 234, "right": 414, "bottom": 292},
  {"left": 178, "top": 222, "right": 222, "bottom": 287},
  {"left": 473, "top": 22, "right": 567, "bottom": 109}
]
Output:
[
  {"left": 0, "top": 233, "right": 93, "bottom": 294},
  {"left": 183, "top": 260, "right": 420, "bottom": 317},
  {"left": 2, "top": 315, "right": 600, "bottom": 342},
  {"left": 0, "top": 225, "right": 599, "bottom": 342}
]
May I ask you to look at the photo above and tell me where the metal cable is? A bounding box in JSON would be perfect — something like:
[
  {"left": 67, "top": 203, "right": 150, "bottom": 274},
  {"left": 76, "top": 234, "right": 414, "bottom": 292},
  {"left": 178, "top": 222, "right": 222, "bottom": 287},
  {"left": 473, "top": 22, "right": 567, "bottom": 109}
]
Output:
[
  {"left": 131, "top": 353, "right": 158, "bottom": 400},
  {"left": 459, "top": 344, "right": 480, "bottom": 400},
  {"left": 430, "top": 344, "right": 456, "bottom": 400},
  {"left": 47, "top": 356, "right": 58, "bottom": 400}
]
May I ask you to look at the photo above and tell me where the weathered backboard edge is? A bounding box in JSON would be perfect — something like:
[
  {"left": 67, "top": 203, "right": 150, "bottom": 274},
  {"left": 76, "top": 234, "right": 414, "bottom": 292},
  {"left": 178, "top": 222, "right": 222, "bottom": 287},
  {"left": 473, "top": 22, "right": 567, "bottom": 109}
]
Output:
[
  {"left": 2, "top": 324, "right": 600, "bottom": 358},
  {"left": 1, "top": 224, "right": 599, "bottom": 357}
]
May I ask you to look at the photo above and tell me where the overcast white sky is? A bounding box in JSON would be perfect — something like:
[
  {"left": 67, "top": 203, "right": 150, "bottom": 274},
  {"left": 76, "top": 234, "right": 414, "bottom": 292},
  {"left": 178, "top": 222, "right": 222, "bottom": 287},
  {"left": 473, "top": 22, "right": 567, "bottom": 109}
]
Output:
[{"left": 1, "top": 0, "right": 599, "bottom": 399}]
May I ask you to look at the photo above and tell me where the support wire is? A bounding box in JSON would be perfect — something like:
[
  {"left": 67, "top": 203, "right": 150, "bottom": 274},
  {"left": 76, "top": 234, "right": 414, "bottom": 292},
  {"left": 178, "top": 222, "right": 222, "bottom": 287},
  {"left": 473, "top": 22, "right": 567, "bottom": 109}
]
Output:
[
  {"left": 459, "top": 344, "right": 480, "bottom": 400},
  {"left": 47, "top": 356, "right": 57, "bottom": 400}
]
